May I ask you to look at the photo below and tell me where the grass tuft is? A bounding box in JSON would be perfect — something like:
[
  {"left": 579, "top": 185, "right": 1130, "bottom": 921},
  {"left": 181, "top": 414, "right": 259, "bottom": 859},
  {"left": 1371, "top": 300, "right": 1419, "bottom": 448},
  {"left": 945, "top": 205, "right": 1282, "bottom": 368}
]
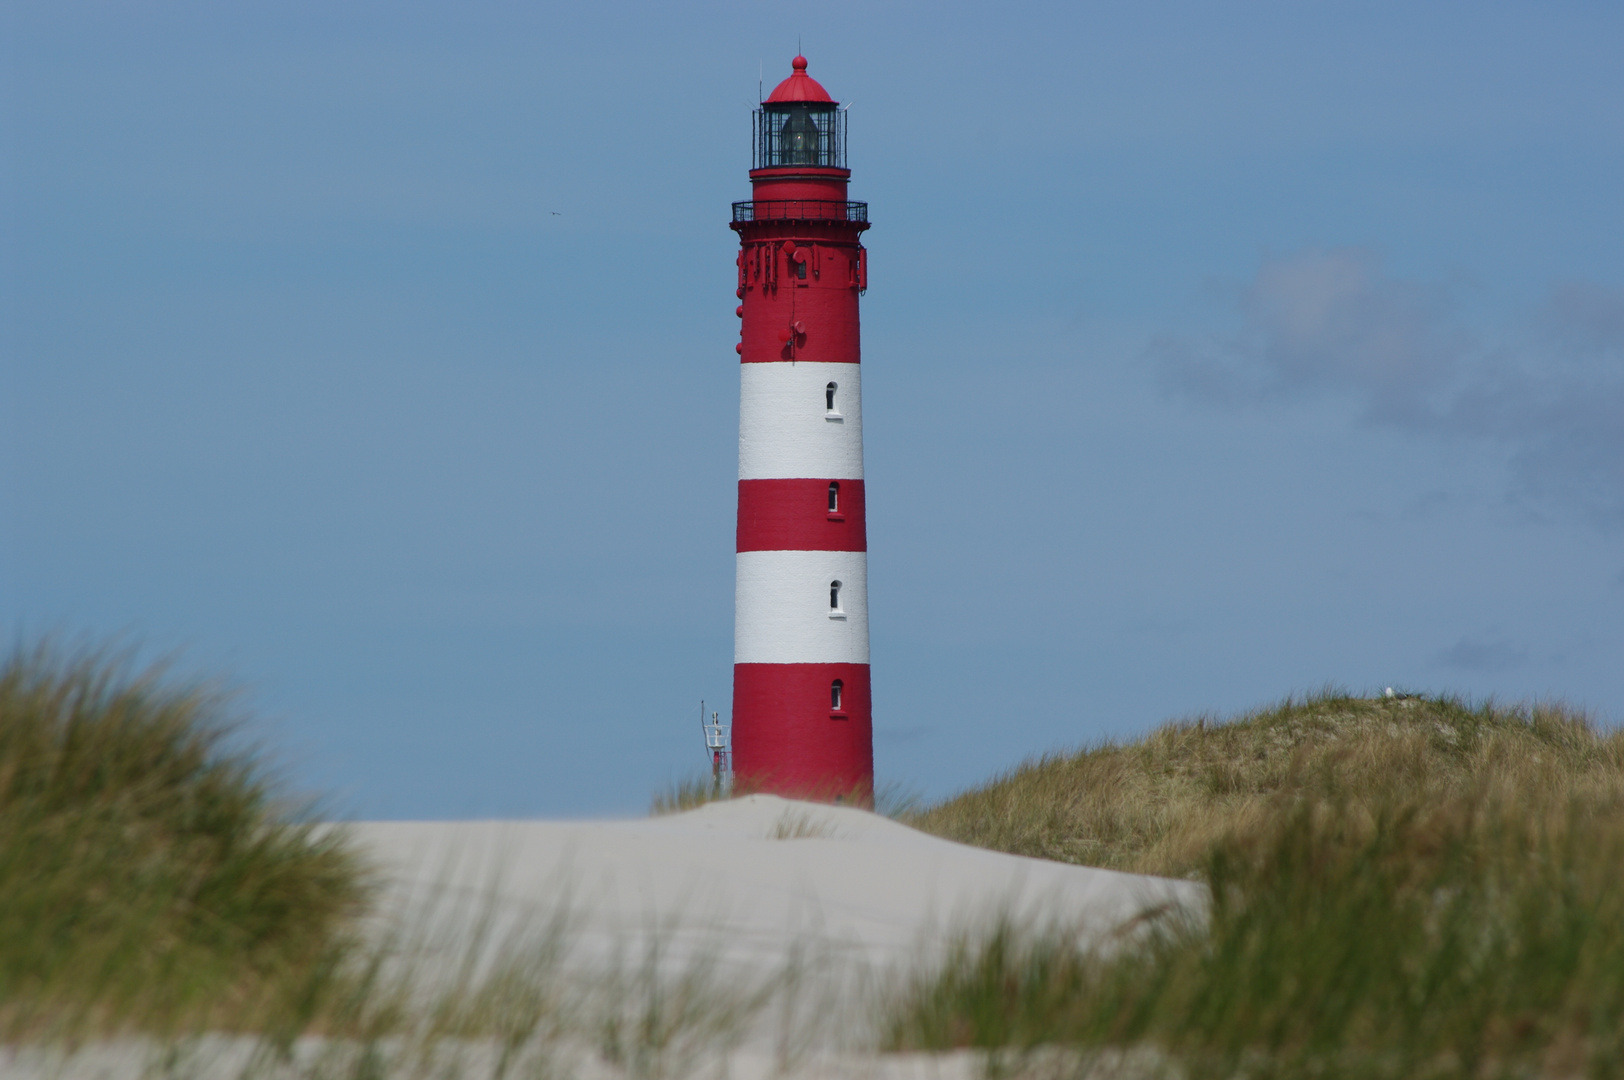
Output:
[
  {"left": 649, "top": 772, "right": 730, "bottom": 816},
  {"left": 767, "top": 809, "right": 836, "bottom": 840},
  {"left": 0, "top": 641, "right": 369, "bottom": 1036}
]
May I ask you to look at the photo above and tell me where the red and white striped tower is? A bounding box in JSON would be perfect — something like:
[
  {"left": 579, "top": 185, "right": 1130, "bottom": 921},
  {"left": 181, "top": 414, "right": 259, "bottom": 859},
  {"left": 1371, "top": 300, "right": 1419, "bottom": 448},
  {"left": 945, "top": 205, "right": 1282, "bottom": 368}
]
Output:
[{"left": 730, "top": 56, "right": 873, "bottom": 802}]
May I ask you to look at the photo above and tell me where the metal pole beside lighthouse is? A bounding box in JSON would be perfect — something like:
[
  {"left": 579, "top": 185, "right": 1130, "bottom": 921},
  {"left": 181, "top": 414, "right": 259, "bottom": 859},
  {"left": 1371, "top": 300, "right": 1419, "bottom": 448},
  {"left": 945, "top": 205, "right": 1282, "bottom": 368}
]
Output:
[{"left": 730, "top": 56, "right": 873, "bottom": 803}]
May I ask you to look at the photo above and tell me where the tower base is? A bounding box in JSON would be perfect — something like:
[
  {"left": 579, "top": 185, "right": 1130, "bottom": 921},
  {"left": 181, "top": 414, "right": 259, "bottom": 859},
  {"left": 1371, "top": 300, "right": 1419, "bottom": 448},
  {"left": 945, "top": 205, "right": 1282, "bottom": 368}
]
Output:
[{"left": 732, "top": 662, "right": 873, "bottom": 803}]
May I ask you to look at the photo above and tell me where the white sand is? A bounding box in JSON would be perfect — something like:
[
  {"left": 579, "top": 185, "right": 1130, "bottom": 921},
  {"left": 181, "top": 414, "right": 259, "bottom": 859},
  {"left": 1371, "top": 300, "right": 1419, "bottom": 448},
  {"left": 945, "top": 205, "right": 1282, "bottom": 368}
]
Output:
[
  {"left": 18, "top": 799, "right": 1201, "bottom": 1078},
  {"left": 347, "top": 794, "right": 1204, "bottom": 975}
]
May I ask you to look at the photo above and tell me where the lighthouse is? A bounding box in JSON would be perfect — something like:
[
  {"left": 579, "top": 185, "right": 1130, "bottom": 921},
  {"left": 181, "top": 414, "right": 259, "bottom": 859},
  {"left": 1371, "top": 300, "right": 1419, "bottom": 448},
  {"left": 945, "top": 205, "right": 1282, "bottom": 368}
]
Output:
[{"left": 730, "top": 56, "right": 873, "bottom": 802}]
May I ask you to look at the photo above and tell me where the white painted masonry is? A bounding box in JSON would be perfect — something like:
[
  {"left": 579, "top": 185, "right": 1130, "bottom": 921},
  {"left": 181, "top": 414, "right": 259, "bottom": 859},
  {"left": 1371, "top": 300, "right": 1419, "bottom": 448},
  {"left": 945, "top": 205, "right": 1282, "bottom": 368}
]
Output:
[
  {"left": 739, "top": 362, "right": 864, "bottom": 480},
  {"left": 735, "top": 550, "right": 870, "bottom": 664}
]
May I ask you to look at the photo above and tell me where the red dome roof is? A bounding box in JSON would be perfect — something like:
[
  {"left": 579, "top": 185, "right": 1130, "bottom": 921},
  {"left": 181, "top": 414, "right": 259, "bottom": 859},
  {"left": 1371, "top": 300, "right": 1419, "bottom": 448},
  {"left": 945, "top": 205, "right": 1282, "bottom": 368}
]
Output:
[{"left": 765, "top": 56, "right": 834, "bottom": 104}]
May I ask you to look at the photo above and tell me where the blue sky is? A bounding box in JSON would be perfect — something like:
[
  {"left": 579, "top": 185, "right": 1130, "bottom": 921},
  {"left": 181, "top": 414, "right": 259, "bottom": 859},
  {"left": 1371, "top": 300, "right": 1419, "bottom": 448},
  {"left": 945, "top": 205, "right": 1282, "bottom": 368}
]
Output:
[{"left": 3, "top": 1, "right": 1621, "bottom": 818}]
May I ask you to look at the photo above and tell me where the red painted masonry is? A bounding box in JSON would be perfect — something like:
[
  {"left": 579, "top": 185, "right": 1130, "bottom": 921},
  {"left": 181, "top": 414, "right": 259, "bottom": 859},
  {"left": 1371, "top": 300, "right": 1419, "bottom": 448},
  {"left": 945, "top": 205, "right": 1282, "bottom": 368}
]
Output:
[
  {"left": 732, "top": 663, "right": 873, "bottom": 799},
  {"left": 730, "top": 56, "right": 874, "bottom": 804},
  {"left": 736, "top": 478, "right": 866, "bottom": 553},
  {"left": 735, "top": 233, "right": 864, "bottom": 364}
]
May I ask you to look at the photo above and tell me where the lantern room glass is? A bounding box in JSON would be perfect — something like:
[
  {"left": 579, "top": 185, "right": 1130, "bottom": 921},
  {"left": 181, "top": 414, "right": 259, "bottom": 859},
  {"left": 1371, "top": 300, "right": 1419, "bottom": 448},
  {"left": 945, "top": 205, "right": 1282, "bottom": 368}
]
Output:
[{"left": 753, "top": 104, "right": 846, "bottom": 170}]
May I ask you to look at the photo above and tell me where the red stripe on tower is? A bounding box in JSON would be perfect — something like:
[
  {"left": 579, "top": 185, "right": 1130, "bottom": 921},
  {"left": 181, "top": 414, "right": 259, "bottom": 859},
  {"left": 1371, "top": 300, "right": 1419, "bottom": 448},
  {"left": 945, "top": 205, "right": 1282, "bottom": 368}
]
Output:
[
  {"left": 730, "top": 56, "right": 873, "bottom": 803},
  {"left": 732, "top": 664, "right": 872, "bottom": 796},
  {"left": 737, "top": 478, "right": 866, "bottom": 552}
]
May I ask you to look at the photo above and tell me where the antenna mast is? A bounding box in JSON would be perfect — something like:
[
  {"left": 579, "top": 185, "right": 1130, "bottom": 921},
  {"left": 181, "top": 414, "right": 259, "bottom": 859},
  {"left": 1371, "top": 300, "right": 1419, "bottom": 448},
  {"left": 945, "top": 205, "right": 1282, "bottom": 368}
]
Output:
[{"left": 700, "top": 700, "right": 731, "bottom": 797}]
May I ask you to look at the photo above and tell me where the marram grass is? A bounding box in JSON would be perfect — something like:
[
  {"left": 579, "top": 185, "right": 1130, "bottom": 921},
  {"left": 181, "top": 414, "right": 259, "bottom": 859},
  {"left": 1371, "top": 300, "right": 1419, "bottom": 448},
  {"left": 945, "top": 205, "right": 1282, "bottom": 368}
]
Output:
[
  {"left": 649, "top": 772, "right": 728, "bottom": 816},
  {"left": 887, "top": 692, "right": 1624, "bottom": 1077},
  {"left": 0, "top": 641, "right": 809, "bottom": 1073},
  {"left": 904, "top": 689, "right": 1624, "bottom": 876},
  {"left": 12, "top": 658, "right": 1624, "bottom": 1079},
  {"left": 0, "top": 642, "right": 369, "bottom": 1036}
]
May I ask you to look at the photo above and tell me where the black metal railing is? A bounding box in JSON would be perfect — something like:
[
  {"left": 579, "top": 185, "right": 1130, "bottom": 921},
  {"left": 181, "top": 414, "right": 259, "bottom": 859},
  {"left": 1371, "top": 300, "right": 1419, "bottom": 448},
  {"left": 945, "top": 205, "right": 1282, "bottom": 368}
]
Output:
[{"left": 732, "top": 200, "right": 868, "bottom": 224}]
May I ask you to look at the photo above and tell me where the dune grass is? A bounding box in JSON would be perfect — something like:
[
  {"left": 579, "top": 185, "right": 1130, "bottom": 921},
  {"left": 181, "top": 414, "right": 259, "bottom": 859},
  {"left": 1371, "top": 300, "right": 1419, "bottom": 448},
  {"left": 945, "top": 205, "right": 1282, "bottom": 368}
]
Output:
[
  {"left": 16, "top": 651, "right": 1624, "bottom": 1078},
  {"left": 904, "top": 689, "right": 1624, "bottom": 876},
  {"left": 767, "top": 808, "right": 838, "bottom": 840},
  {"left": 0, "top": 642, "right": 369, "bottom": 1037},
  {"left": 887, "top": 692, "right": 1624, "bottom": 1076},
  {"left": 0, "top": 641, "right": 815, "bottom": 1073},
  {"left": 652, "top": 773, "right": 920, "bottom": 820},
  {"left": 649, "top": 772, "right": 729, "bottom": 816}
]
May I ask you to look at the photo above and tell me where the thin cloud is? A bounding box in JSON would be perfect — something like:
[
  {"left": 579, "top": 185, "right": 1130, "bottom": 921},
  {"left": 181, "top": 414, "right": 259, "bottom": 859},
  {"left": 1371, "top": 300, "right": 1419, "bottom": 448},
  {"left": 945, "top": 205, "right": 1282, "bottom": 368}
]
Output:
[
  {"left": 1541, "top": 280, "right": 1624, "bottom": 354},
  {"left": 1433, "top": 636, "right": 1528, "bottom": 674},
  {"left": 1155, "top": 250, "right": 1624, "bottom": 526}
]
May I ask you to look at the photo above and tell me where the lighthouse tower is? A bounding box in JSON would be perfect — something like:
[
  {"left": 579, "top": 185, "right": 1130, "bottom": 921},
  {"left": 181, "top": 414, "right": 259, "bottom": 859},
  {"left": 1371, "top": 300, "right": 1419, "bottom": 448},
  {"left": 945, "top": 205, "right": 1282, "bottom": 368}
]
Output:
[{"left": 730, "top": 56, "right": 873, "bottom": 802}]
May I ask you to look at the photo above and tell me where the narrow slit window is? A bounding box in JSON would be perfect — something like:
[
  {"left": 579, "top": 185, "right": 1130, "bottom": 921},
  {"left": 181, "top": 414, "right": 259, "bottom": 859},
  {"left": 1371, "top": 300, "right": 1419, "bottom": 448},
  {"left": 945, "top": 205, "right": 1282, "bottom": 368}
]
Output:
[
  {"left": 829, "top": 580, "right": 842, "bottom": 611},
  {"left": 828, "top": 482, "right": 839, "bottom": 513},
  {"left": 825, "top": 382, "right": 837, "bottom": 412},
  {"left": 831, "top": 679, "right": 844, "bottom": 711}
]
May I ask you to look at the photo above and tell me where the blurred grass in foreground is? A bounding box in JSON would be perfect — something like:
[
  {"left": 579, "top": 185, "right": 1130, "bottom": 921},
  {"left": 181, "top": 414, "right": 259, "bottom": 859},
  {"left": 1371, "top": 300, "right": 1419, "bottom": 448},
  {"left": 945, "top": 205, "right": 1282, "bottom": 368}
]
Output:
[
  {"left": 0, "top": 642, "right": 368, "bottom": 1036},
  {"left": 888, "top": 693, "right": 1624, "bottom": 1077},
  {"left": 0, "top": 641, "right": 819, "bottom": 1074}
]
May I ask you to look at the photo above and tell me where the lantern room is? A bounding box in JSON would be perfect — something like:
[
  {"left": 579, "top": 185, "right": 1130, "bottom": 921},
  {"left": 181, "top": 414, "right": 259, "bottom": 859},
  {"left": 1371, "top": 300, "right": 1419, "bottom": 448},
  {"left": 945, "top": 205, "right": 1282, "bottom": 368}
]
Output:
[{"left": 751, "top": 56, "right": 847, "bottom": 172}]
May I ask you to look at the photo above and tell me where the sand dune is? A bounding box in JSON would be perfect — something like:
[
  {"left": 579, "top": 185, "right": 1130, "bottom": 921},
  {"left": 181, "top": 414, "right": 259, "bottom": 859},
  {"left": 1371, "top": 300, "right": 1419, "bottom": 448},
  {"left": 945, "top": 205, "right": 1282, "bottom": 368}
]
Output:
[
  {"left": 16, "top": 798, "right": 1202, "bottom": 1079},
  {"left": 349, "top": 794, "right": 1205, "bottom": 973}
]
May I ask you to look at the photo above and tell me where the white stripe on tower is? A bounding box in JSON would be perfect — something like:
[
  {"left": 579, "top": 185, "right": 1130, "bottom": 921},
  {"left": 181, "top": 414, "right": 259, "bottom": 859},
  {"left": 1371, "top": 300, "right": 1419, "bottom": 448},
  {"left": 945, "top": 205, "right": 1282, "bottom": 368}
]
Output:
[
  {"left": 738, "top": 362, "right": 863, "bottom": 481},
  {"left": 734, "top": 550, "right": 869, "bottom": 664}
]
